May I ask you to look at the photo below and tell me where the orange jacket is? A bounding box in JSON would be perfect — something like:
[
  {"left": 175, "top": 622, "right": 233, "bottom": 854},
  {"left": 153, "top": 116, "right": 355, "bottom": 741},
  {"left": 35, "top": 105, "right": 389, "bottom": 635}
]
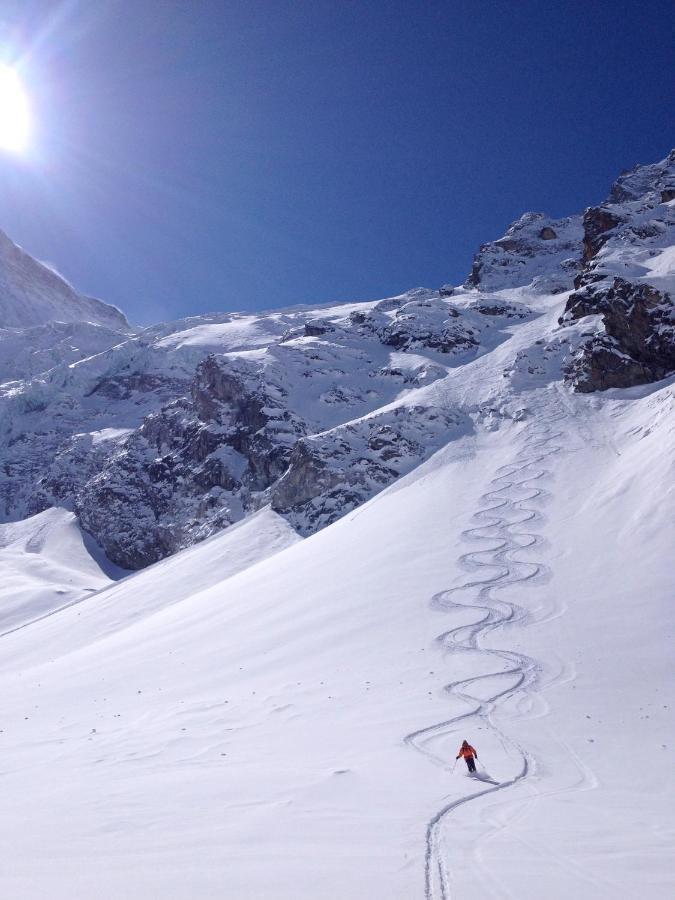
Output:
[{"left": 457, "top": 744, "right": 477, "bottom": 759}]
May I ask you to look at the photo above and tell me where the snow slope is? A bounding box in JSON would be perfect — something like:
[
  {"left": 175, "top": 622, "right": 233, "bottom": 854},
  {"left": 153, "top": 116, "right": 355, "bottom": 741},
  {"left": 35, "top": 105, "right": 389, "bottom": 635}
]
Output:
[
  {"left": 1, "top": 292, "right": 672, "bottom": 898},
  {"left": 1, "top": 151, "right": 673, "bottom": 899},
  {"left": 0, "top": 508, "right": 126, "bottom": 632},
  {"left": 1, "top": 506, "right": 299, "bottom": 639}
]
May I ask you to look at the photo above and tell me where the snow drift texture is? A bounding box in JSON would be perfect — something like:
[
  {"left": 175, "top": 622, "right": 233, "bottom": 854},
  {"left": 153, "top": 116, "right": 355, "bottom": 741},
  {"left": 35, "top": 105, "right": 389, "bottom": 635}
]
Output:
[{"left": 0, "top": 151, "right": 673, "bottom": 899}]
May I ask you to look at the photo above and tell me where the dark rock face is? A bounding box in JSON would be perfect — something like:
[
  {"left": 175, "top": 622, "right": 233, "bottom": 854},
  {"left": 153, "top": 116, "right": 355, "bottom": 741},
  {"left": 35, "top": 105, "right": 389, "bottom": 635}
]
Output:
[
  {"left": 27, "top": 432, "right": 116, "bottom": 516},
  {"left": 560, "top": 278, "right": 675, "bottom": 391},
  {"left": 78, "top": 437, "right": 179, "bottom": 570},
  {"left": 539, "top": 226, "right": 557, "bottom": 240},
  {"left": 558, "top": 150, "right": 675, "bottom": 391},
  {"left": 608, "top": 151, "right": 675, "bottom": 203},
  {"left": 564, "top": 336, "right": 657, "bottom": 393},
  {"left": 76, "top": 355, "right": 309, "bottom": 568},
  {"left": 303, "top": 320, "right": 334, "bottom": 337},
  {"left": 471, "top": 300, "right": 530, "bottom": 319},
  {"left": 192, "top": 357, "right": 267, "bottom": 432},
  {"left": 270, "top": 441, "right": 343, "bottom": 514},
  {"left": 581, "top": 207, "right": 623, "bottom": 264}
]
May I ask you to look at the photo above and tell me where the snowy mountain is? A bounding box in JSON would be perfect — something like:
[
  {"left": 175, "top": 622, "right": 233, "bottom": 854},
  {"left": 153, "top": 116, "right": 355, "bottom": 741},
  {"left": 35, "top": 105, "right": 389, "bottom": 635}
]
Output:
[
  {"left": 0, "top": 227, "right": 129, "bottom": 331},
  {"left": 2, "top": 153, "right": 673, "bottom": 573},
  {"left": 0, "top": 226, "right": 131, "bottom": 388},
  {"left": 0, "top": 152, "right": 673, "bottom": 899}
]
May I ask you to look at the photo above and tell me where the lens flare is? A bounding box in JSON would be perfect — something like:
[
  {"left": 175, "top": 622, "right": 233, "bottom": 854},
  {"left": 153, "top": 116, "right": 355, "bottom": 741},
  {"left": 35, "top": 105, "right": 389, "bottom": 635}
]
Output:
[{"left": 0, "top": 65, "right": 30, "bottom": 153}]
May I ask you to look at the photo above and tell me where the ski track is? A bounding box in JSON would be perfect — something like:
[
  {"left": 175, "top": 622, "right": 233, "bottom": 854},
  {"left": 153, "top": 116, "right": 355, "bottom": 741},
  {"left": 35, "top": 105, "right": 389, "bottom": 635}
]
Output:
[{"left": 404, "top": 398, "right": 568, "bottom": 900}]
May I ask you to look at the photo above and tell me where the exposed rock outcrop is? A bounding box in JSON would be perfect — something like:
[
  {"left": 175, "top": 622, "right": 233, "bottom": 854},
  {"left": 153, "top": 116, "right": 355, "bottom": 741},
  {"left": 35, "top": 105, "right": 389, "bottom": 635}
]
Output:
[
  {"left": 558, "top": 150, "right": 675, "bottom": 391},
  {"left": 580, "top": 207, "right": 624, "bottom": 264},
  {"left": 559, "top": 278, "right": 674, "bottom": 391},
  {"left": 377, "top": 297, "right": 480, "bottom": 354},
  {"left": 75, "top": 355, "right": 308, "bottom": 567},
  {"left": 272, "top": 404, "right": 467, "bottom": 534}
]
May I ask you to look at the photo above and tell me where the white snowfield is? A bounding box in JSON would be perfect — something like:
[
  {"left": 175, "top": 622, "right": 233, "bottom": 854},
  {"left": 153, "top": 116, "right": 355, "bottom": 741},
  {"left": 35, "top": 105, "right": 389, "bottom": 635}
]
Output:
[
  {"left": 1, "top": 284, "right": 673, "bottom": 899},
  {"left": 0, "top": 508, "right": 124, "bottom": 633}
]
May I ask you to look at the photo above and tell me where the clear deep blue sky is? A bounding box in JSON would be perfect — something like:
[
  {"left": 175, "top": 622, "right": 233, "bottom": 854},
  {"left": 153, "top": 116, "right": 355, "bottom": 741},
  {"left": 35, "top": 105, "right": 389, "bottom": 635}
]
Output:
[{"left": 1, "top": 0, "right": 673, "bottom": 324}]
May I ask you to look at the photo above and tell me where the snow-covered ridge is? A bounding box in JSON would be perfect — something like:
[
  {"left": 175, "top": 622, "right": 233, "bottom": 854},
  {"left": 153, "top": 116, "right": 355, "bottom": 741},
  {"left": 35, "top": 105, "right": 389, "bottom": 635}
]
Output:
[
  {"left": 465, "top": 210, "right": 583, "bottom": 294},
  {"left": 0, "top": 228, "right": 129, "bottom": 331},
  {"left": 0, "top": 507, "right": 125, "bottom": 632}
]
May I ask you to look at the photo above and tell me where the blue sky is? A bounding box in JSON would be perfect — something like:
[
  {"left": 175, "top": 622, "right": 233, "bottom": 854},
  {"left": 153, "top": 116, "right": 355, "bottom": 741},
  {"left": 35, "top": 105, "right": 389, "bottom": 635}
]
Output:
[{"left": 0, "top": 0, "right": 673, "bottom": 324}]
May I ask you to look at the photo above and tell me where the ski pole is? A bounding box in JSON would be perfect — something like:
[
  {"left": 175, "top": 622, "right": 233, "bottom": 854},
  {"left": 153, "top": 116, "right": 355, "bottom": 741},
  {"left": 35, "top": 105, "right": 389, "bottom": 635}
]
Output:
[{"left": 477, "top": 758, "right": 492, "bottom": 777}]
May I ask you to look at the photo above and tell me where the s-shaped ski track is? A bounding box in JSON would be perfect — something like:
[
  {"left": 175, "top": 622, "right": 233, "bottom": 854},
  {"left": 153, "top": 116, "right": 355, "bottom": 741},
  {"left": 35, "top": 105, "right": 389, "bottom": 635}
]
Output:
[{"left": 404, "top": 400, "right": 566, "bottom": 900}]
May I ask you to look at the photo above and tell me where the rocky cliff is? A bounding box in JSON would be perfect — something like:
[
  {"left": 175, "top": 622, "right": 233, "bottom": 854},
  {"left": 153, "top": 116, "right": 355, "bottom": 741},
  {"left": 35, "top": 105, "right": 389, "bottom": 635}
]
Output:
[{"left": 558, "top": 151, "right": 675, "bottom": 390}]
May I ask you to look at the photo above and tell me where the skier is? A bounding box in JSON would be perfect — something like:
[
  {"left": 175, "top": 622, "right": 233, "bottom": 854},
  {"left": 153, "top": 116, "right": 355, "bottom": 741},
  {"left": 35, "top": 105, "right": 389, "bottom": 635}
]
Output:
[{"left": 456, "top": 739, "right": 478, "bottom": 772}]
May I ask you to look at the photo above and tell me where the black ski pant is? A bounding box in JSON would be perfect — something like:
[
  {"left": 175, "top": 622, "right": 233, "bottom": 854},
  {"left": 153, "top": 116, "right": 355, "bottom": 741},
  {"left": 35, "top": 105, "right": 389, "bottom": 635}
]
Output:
[{"left": 464, "top": 756, "right": 476, "bottom": 772}]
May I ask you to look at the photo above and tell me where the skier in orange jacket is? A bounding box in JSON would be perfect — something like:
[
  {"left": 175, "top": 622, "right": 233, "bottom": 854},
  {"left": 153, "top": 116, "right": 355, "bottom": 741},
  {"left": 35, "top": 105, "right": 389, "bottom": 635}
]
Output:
[{"left": 456, "top": 740, "right": 478, "bottom": 772}]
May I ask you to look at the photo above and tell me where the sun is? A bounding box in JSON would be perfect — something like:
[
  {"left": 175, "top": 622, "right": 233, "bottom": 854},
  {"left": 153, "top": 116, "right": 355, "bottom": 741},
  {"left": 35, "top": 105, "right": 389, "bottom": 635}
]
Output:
[{"left": 0, "top": 65, "right": 30, "bottom": 153}]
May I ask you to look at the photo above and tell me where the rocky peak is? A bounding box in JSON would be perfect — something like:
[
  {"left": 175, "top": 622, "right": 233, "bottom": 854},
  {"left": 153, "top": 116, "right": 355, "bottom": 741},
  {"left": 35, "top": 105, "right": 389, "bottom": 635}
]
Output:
[
  {"left": 607, "top": 149, "right": 675, "bottom": 205},
  {"left": 465, "top": 211, "right": 583, "bottom": 294},
  {"left": 558, "top": 150, "right": 675, "bottom": 391},
  {"left": 576, "top": 151, "right": 675, "bottom": 275}
]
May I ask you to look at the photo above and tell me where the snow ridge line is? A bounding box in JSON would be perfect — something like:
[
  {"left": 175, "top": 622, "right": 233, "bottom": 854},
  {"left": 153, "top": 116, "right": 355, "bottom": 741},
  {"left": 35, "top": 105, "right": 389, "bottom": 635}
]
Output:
[{"left": 404, "top": 405, "right": 565, "bottom": 899}]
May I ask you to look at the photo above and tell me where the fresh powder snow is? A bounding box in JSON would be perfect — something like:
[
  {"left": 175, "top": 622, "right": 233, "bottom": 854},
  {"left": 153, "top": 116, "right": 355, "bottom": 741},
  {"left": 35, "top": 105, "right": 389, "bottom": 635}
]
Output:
[{"left": 0, "top": 152, "right": 673, "bottom": 899}]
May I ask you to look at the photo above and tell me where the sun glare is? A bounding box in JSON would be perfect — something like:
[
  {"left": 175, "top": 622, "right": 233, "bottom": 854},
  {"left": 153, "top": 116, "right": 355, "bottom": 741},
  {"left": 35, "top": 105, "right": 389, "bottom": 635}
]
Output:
[{"left": 0, "top": 65, "right": 30, "bottom": 153}]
